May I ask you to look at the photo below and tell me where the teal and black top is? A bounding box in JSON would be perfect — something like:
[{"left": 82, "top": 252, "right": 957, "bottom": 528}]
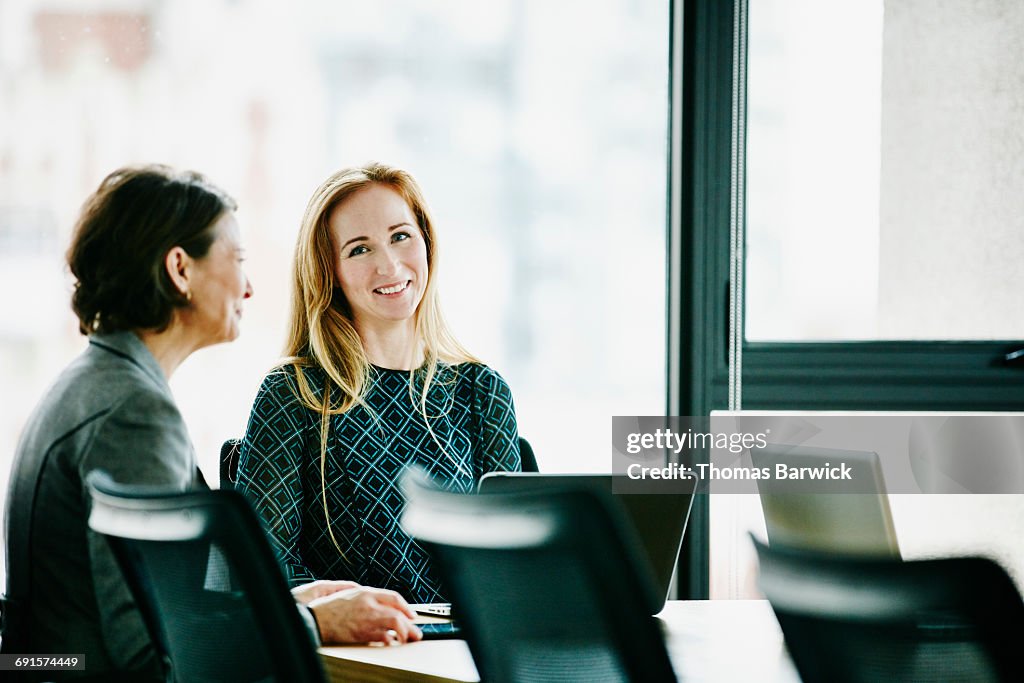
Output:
[{"left": 236, "top": 362, "right": 520, "bottom": 603}]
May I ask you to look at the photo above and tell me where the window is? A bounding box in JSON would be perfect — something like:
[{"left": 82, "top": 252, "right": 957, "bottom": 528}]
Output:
[
  {"left": 672, "top": 0, "right": 1024, "bottom": 599},
  {"left": 746, "top": 0, "right": 1024, "bottom": 342}
]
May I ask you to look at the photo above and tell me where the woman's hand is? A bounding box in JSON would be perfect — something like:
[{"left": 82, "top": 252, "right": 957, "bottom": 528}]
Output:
[{"left": 307, "top": 586, "right": 423, "bottom": 645}]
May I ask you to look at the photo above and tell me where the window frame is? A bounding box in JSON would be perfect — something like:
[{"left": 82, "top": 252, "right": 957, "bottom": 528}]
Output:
[{"left": 669, "top": 0, "right": 1024, "bottom": 599}]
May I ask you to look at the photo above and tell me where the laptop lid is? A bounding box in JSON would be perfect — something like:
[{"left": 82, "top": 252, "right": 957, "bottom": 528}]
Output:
[
  {"left": 749, "top": 444, "right": 901, "bottom": 559},
  {"left": 477, "top": 472, "right": 696, "bottom": 612}
]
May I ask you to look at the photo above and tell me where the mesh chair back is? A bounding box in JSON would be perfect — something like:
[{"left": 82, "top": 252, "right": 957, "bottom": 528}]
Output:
[
  {"left": 401, "top": 471, "right": 675, "bottom": 683},
  {"left": 86, "top": 471, "right": 324, "bottom": 683},
  {"left": 753, "top": 536, "right": 1024, "bottom": 683}
]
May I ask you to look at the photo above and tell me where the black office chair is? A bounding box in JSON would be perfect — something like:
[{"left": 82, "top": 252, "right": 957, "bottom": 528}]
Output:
[
  {"left": 401, "top": 470, "right": 676, "bottom": 683},
  {"left": 517, "top": 436, "right": 538, "bottom": 472},
  {"left": 221, "top": 437, "right": 242, "bottom": 489},
  {"left": 752, "top": 535, "right": 1024, "bottom": 682},
  {"left": 221, "top": 434, "right": 537, "bottom": 489},
  {"left": 86, "top": 471, "right": 325, "bottom": 683}
]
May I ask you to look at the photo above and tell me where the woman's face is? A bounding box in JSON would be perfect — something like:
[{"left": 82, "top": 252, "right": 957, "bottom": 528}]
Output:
[
  {"left": 187, "top": 212, "right": 253, "bottom": 347},
  {"left": 329, "top": 184, "right": 429, "bottom": 331}
]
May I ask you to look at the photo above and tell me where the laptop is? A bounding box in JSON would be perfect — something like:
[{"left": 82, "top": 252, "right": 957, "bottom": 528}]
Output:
[
  {"left": 410, "top": 472, "right": 696, "bottom": 637},
  {"left": 477, "top": 472, "right": 697, "bottom": 612},
  {"left": 749, "top": 444, "right": 901, "bottom": 558}
]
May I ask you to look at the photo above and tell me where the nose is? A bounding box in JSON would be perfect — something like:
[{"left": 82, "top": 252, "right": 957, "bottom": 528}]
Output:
[
  {"left": 243, "top": 276, "right": 254, "bottom": 299},
  {"left": 375, "top": 247, "right": 400, "bottom": 276}
]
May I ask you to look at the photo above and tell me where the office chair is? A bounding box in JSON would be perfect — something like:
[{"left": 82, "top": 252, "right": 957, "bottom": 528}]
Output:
[
  {"left": 221, "top": 434, "right": 537, "bottom": 489},
  {"left": 221, "top": 437, "right": 242, "bottom": 489},
  {"left": 401, "top": 470, "right": 676, "bottom": 683},
  {"left": 752, "top": 535, "right": 1024, "bottom": 683},
  {"left": 86, "top": 471, "right": 325, "bottom": 683},
  {"left": 518, "top": 436, "right": 538, "bottom": 472}
]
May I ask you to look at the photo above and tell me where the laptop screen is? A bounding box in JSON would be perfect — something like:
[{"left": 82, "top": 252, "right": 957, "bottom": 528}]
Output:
[
  {"left": 749, "top": 444, "right": 901, "bottom": 558},
  {"left": 477, "top": 472, "right": 696, "bottom": 612}
]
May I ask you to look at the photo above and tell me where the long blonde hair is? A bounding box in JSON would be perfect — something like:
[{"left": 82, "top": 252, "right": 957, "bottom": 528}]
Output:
[{"left": 283, "top": 162, "right": 477, "bottom": 559}]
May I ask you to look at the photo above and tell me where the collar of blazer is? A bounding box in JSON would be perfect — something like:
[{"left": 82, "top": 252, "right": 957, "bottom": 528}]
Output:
[{"left": 90, "top": 331, "right": 170, "bottom": 392}]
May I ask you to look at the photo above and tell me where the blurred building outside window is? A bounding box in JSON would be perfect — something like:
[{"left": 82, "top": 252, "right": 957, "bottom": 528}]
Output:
[{"left": 0, "top": 0, "right": 669, "bottom": 586}]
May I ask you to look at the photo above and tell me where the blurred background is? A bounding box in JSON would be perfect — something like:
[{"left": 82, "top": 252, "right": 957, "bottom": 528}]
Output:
[{"left": 0, "top": 0, "right": 670, "bottom": 586}]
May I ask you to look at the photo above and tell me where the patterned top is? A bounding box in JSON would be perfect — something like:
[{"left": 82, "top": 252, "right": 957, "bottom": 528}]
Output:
[{"left": 236, "top": 362, "right": 520, "bottom": 603}]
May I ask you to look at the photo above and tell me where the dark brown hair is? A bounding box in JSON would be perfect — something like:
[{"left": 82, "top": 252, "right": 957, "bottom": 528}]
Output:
[{"left": 67, "top": 165, "right": 236, "bottom": 335}]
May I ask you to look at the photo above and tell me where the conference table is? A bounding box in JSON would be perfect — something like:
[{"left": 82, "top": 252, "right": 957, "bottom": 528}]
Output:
[{"left": 318, "top": 599, "right": 801, "bottom": 682}]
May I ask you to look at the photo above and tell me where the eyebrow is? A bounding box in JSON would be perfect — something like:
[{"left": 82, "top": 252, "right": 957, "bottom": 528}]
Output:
[{"left": 340, "top": 222, "right": 414, "bottom": 251}]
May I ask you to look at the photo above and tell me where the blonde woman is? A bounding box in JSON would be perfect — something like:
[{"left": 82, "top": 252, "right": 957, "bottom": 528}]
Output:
[{"left": 237, "top": 163, "right": 521, "bottom": 603}]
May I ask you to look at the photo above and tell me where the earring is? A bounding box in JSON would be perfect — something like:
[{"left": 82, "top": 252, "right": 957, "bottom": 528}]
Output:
[{"left": 185, "top": 290, "right": 192, "bottom": 303}]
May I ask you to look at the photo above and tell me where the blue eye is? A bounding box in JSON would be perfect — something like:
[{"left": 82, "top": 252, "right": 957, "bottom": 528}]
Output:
[
  {"left": 348, "top": 244, "right": 369, "bottom": 257},
  {"left": 392, "top": 231, "right": 411, "bottom": 243}
]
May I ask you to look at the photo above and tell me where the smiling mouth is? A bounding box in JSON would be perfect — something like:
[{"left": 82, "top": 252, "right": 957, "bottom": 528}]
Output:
[{"left": 374, "top": 281, "right": 410, "bottom": 295}]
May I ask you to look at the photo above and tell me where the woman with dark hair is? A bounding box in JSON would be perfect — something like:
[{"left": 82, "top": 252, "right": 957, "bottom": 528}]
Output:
[
  {"left": 2, "top": 165, "right": 419, "bottom": 682},
  {"left": 237, "top": 163, "right": 520, "bottom": 604}
]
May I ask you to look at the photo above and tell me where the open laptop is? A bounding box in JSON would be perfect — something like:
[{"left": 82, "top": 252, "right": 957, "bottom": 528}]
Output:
[
  {"left": 477, "top": 472, "right": 697, "bottom": 612},
  {"left": 411, "top": 472, "right": 696, "bottom": 637},
  {"left": 749, "top": 444, "right": 901, "bottom": 558}
]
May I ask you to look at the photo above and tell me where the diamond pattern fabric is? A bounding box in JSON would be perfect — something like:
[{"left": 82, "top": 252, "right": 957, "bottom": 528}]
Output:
[{"left": 236, "top": 362, "right": 520, "bottom": 603}]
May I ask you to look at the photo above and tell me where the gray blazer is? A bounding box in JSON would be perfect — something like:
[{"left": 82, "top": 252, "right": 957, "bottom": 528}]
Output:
[{"left": 4, "top": 331, "right": 200, "bottom": 680}]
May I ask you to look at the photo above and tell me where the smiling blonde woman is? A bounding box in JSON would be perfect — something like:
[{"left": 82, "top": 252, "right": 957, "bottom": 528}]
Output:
[{"left": 236, "top": 162, "right": 521, "bottom": 604}]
